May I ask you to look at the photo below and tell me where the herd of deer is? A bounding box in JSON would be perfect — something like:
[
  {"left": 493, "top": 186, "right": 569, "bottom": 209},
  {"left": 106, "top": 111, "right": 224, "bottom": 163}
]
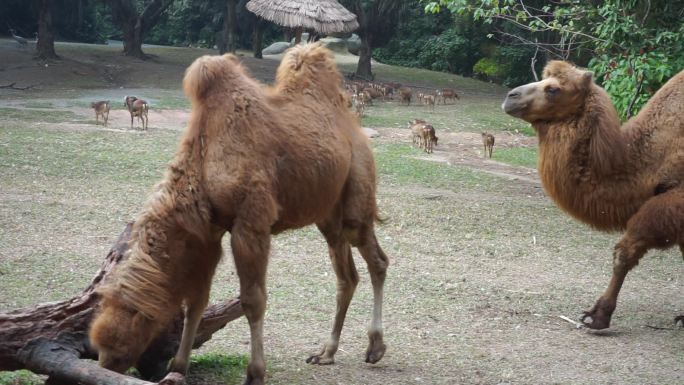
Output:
[
  {"left": 408, "top": 117, "right": 494, "bottom": 157},
  {"left": 93, "top": 84, "right": 495, "bottom": 158},
  {"left": 343, "top": 79, "right": 494, "bottom": 157},
  {"left": 90, "top": 95, "right": 149, "bottom": 129},
  {"left": 344, "top": 79, "right": 460, "bottom": 118}
]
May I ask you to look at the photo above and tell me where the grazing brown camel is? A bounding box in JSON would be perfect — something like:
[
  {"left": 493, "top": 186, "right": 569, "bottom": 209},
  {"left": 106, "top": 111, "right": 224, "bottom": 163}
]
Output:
[
  {"left": 502, "top": 60, "right": 684, "bottom": 330},
  {"left": 89, "top": 44, "right": 389, "bottom": 384}
]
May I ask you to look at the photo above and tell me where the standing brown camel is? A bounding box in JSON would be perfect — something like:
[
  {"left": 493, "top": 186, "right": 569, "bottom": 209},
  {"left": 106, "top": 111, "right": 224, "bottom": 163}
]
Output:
[
  {"left": 502, "top": 60, "right": 684, "bottom": 330},
  {"left": 89, "top": 44, "right": 389, "bottom": 385}
]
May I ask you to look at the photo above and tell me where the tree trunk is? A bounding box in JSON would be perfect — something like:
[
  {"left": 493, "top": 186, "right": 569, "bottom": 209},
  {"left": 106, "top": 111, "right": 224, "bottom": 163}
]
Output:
[
  {"left": 253, "top": 18, "right": 264, "bottom": 59},
  {"left": 36, "top": 0, "right": 58, "bottom": 59},
  {"left": 355, "top": 33, "right": 372, "bottom": 79},
  {"left": 0, "top": 224, "right": 243, "bottom": 383},
  {"left": 227, "top": 0, "right": 238, "bottom": 53},
  {"left": 122, "top": 17, "right": 146, "bottom": 58},
  {"left": 107, "top": 0, "right": 174, "bottom": 59},
  {"left": 219, "top": 0, "right": 238, "bottom": 54},
  {"left": 294, "top": 27, "right": 303, "bottom": 44}
]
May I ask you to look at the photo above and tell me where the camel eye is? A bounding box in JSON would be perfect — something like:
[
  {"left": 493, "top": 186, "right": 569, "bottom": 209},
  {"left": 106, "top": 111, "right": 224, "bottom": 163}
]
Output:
[{"left": 545, "top": 87, "right": 560, "bottom": 96}]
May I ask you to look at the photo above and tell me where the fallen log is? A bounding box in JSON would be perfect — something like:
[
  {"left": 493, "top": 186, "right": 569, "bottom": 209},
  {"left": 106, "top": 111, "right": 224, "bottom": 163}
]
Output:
[{"left": 0, "top": 223, "right": 243, "bottom": 384}]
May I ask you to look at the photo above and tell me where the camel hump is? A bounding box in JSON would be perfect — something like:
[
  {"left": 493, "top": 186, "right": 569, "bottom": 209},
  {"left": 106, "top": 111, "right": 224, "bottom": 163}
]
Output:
[
  {"left": 183, "top": 53, "right": 243, "bottom": 102},
  {"left": 275, "top": 43, "right": 341, "bottom": 93}
]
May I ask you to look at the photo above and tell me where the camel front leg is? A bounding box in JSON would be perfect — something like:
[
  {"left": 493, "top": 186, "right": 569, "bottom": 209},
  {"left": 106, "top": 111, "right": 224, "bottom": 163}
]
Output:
[
  {"left": 582, "top": 188, "right": 684, "bottom": 329},
  {"left": 231, "top": 221, "right": 271, "bottom": 385},
  {"left": 167, "top": 285, "right": 211, "bottom": 374}
]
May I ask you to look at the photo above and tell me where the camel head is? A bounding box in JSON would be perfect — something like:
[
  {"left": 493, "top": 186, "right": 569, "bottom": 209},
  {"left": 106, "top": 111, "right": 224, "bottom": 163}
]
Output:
[
  {"left": 502, "top": 61, "right": 594, "bottom": 123},
  {"left": 89, "top": 295, "right": 158, "bottom": 373}
]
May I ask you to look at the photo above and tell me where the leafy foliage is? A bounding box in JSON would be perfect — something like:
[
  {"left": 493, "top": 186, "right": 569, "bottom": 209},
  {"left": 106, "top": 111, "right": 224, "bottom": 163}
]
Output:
[{"left": 425, "top": 0, "right": 684, "bottom": 119}]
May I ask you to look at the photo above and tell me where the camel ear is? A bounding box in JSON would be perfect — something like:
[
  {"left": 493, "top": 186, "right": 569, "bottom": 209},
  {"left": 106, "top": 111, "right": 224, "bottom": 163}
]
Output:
[{"left": 582, "top": 71, "right": 593, "bottom": 88}]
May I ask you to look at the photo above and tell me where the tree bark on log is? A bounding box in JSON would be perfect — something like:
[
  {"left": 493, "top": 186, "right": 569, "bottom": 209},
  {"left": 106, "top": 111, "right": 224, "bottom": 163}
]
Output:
[{"left": 0, "top": 223, "right": 243, "bottom": 384}]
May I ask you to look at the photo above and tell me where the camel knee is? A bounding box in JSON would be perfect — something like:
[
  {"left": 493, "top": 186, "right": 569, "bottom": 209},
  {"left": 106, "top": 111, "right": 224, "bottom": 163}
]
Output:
[
  {"left": 613, "top": 238, "right": 646, "bottom": 272},
  {"left": 240, "top": 285, "right": 266, "bottom": 316}
]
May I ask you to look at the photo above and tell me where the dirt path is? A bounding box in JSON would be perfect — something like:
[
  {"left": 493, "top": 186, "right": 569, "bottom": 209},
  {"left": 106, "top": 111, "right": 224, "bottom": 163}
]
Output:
[{"left": 374, "top": 126, "right": 541, "bottom": 185}]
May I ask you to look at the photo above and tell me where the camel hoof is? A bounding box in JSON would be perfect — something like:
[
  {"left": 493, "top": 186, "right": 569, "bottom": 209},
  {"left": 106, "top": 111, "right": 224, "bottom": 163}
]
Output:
[
  {"left": 242, "top": 374, "right": 264, "bottom": 385},
  {"left": 675, "top": 315, "right": 684, "bottom": 328},
  {"left": 365, "top": 335, "right": 386, "bottom": 364},
  {"left": 580, "top": 311, "right": 610, "bottom": 330},
  {"left": 306, "top": 354, "right": 335, "bottom": 365}
]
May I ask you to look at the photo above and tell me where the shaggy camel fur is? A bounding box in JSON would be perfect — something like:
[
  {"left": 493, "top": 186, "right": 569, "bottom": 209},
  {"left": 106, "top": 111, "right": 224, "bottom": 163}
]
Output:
[
  {"left": 503, "top": 60, "right": 684, "bottom": 330},
  {"left": 89, "top": 44, "right": 389, "bottom": 385}
]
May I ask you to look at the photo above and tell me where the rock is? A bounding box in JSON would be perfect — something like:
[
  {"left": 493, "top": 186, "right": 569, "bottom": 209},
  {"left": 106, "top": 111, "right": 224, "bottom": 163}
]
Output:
[
  {"left": 347, "top": 34, "right": 361, "bottom": 55},
  {"left": 362, "top": 127, "right": 379, "bottom": 138},
  {"left": 262, "top": 42, "right": 291, "bottom": 55},
  {"left": 319, "top": 37, "right": 348, "bottom": 53}
]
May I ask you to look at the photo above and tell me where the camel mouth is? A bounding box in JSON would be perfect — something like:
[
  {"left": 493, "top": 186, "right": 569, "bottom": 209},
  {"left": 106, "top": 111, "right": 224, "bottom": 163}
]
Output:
[{"left": 501, "top": 99, "right": 526, "bottom": 118}]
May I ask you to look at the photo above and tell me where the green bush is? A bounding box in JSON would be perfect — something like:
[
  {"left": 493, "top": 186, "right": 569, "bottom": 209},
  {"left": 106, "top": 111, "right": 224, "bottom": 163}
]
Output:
[{"left": 472, "top": 57, "right": 502, "bottom": 81}]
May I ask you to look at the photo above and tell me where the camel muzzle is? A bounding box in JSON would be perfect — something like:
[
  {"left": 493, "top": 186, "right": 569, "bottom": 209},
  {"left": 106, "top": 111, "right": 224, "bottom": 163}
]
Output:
[{"left": 501, "top": 85, "right": 532, "bottom": 117}]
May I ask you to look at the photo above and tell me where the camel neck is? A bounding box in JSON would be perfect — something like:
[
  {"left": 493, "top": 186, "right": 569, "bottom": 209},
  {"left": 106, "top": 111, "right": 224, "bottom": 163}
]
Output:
[{"left": 534, "top": 89, "right": 649, "bottom": 231}]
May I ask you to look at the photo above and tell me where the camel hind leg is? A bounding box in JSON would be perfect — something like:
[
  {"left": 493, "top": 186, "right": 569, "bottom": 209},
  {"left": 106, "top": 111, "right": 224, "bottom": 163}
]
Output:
[
  {"left": 354, "top": 222, "right": 389, "bottom": 363},
  {"left": 341, "top": 151, "right": 389, "bottom": 363},
  {"left": 581, "top": 188, "right": 684, "bottom": 329},
  {"left": 307, "top": 206, "right": 359, "bottom": 365}
]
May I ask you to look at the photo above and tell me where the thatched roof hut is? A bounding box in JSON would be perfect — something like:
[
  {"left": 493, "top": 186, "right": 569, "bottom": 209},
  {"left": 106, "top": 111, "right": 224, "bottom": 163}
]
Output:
[{"left": 245, "top": 0, "right": 359, "bottom": 35}]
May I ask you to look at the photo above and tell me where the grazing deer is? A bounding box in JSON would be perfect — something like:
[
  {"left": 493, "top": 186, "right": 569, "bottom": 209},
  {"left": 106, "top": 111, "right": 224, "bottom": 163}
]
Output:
[
  {"left": 91, "top": 101, "right": 110, "bottom": 127},
  {"left": 354, "top": 97, "right": 366, "bottom": 117},
  {"left": 408, "top": 120, "right": 426, "bottom": 147},
  {"left": 482, "top": 132, "right": 495, "bottom": 158},
  {"left": 123, "top": 95, "right": 149, "bottom": 130},
  {"left": 380, "top": 85, "right": 394, "bottom": 100},
  {"left": 421, "top": 124, "right": 437, "bottom": 153},
  {"left": 399, "top": 88, "right": 412, "bottom": 106},
  {"left": 438, "top": 88, "right": 459, "bottom": 104},
  {"left": 359, "top": 90, "right": 373, "bottom": 106},
  {"left": 362, "top": 87, "right": 383, "bottom": 100},
  {"left": 423, "top": 94, "right": 436, "bottom": 112}
]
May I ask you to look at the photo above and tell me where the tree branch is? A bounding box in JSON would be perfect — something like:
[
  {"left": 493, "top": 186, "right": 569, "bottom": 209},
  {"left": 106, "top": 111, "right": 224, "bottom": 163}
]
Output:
[
  {"left": 0, "top": 82, "right": 36, "bottom": 90},
  {"left": 626, "top": 72, "right": 645, "bottom": 119}
]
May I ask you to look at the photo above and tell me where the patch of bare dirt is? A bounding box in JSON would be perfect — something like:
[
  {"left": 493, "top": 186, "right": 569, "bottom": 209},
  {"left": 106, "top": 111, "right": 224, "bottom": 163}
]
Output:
[{"left": 374, "top": 126, "right": 540, "bottom": 185}]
